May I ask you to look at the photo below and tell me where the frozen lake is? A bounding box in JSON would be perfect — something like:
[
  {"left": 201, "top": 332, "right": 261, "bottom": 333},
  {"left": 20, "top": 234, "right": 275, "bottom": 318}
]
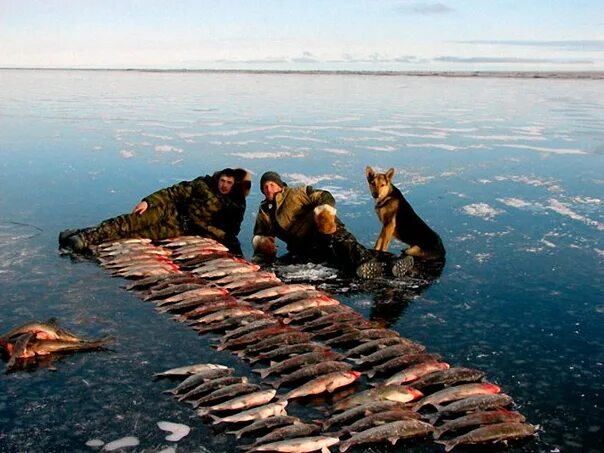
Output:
[{"left": 0, "top": 69, "right": 602, "bottom": 452}]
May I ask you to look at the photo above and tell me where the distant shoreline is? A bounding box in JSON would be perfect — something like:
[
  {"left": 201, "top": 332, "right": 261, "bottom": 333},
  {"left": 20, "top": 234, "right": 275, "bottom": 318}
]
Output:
[{"left": 1, "top": 67, "right": 604, "bottom": 79}]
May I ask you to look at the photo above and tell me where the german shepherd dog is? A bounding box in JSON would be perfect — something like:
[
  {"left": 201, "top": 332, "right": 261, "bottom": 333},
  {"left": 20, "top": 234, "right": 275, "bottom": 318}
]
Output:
[{"left": 366, "top": 166, "right": 445, "bottom": 260}]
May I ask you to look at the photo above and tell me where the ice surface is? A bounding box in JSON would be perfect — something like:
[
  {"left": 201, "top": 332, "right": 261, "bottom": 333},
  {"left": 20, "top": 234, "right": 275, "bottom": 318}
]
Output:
[
  {"left": 102, "top": 436, "right": 139, "bottom": 451},
  {"left": 157, "top": 421, "right": 191, "bottom": 442}
]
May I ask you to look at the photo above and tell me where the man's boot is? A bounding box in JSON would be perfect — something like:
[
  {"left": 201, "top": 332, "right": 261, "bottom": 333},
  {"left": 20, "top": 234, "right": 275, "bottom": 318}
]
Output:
[
  {"left": 356, "top": 258, "right": 385, "bottom": 279},
  {"left": 58, "top": 229, "right": 80, "bottom": 247},
  {"left": 390, "top": 255, "right": 415, "bottom": 278},
  {"left": 62, "top": 232, "right": 90, "bottom": 253}
]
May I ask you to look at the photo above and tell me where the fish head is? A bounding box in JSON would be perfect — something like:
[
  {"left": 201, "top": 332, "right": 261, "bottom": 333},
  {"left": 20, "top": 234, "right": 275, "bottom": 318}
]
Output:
[{"left": 483, "top": 383, "right": 501, "bottom": 393}]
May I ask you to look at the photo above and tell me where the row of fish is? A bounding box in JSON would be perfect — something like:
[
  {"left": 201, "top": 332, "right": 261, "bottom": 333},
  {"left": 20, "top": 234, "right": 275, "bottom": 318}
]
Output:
[{"left": 93, "top": 236, "right": 537, "bottom": 451}]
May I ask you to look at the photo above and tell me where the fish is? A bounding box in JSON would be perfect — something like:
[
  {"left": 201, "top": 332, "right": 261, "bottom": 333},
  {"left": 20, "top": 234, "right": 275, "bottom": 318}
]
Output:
[
  {"left": 227, "top": 416, "right": 302, "bottom": 440},
  {"left": 6, "top": 335, "right": 113, "bottom": 367},
  {"left": 189, "top": 383, "right": 262, "bottom": 408},
  {"left": 366, "top": 352, "right": 443, "bottom": 378},
  {"left": 253, "top": 350, "right": 343, "bottom": 379},
  {"left": 208, "top": 401, "right": 288, "bottom": 425},
  {"left": 261, "top": 290, "right": 326, "bottom": 312},
  {"left": 284, "top": 305, "right": 352, "bottom": 325},
  {"left": 179, "top": 299, "right": 246, "bottom": 321},
  {"left": 197, "top": 389, "right": 277, "bottom": 416},
  {"left": 281, "top": 371, "right": 361, "bottom": 400},
  {"left": 216, "top": 325, "right": 292, "bottom": 351},
  {"left": 243, "top": 284, "right": 316, "bottom": 301},
  {"left": 338, "top": 409, "right": 423, "bottom": 436},
  {"left": 322, "top": 401, "right": 413, "bottom": 430},
  {"left": 344, "top": 336, "right": 415, "bottom": 358},
  {"left": 156, "top": 294, "right": 236, "bottom": 314},
  {"left": 142, "top": 283, "right": 207, "bottom": 301},
  {"left": 348, "top": 343, "right": 426, "bottom": 366},
  {"left": 247, "top": 436, "right": 339, "bottom": 453},
  {"left": 189, "top": 307, "right": 265, "bottom": 325},
  {"left": 248, "top": 343, "right": 329, "bottom": 364},
  {"left": 125, "top": 272, "right": 199, "bottom": 291},
  {"left": 198, "top": 265, "right": 261, "bottom": 279},
  {"left": 324, "top": 328, "right": 398, "bottom": 347},
  {"left": 230, "top": 280, "right": 285, "bottom": 297},
  {"left": 412, "top": 367, "right": 486, "bottom": 389},
  {"left": 0, "top": 318, "right": 82, "bottom": 344},
  {"left": 177, "top": 376, "right": 247, "bottom": 402},
  {"left": 237, "top": 332, "right": 312, "bottom": 358},
  {"left": 222, "top": 273, "right": 280, "bottom": 290},
  {"left": 272, "top": 361, "right": 352, "bottom": 389},
  {"left": 384, "top": 361, "right": 450, "bottom": 386},
  {"left": 164, "top": 368, "right": 234, "bottom": 395},
  {"left": 334, "top": 385, "right": 423, "bottom": 412},
  {"left": 193, "top": 314, "right": 267, "bottom": 335},
  {"left": 154, "top": 363, "right": 230, "bottom": 378},
  {"left": 300, "top": 312, "right": 363, "bottom": 331},
  {"left": 413, "top": 383, "right": 501, "bottom": 412},
  {"left": 338, "top": 419, "right": 434, "bottom": 452},
  {"left": 273, "top": 296, "right": 340, "bottom": 315},
  {"left": 307, "top": 320, "right": 374, "bottom": 339},
  {"left": 241, "top": 423, "right": 322, "bottom": 450},
  {"left": 219, "top": 318, "right": 280, "bottom": 342},
  {"left": 429, "top": 393, "right": 515, "bottom": 423},
  {"left": 435, "top": 422, "right": 536, "bottom": 452},
  {"left": 433, "top": 408, "right": 526, "bottom": 439},
  {"left": 155, "top": 287, "right": 229, "bottom": 306}
]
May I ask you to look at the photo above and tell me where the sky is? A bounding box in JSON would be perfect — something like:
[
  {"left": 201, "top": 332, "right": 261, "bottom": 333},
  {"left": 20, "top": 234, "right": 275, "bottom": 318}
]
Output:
[{"left": 1, "top": 0, "right": 603, "bottom": 71}]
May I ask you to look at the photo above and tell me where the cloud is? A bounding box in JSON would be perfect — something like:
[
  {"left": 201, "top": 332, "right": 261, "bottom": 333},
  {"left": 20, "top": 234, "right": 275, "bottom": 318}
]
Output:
[
  {"left": 394, "top": 2, "right": 454, "bottom": 15},
  {"left": 457, "top": 40, "right": 604, "bottom": 52},
  {"left": 435, "top": 56, "right": 593, "bottom": 65}
]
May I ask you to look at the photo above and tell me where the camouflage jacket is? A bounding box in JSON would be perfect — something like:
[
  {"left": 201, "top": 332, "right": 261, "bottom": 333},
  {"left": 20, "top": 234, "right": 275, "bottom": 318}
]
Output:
[
  {"left": 253, "top": 185, "right": 335, "bottom": 253},
  {"left": 143, "top": 175, "right": 244, "bottom": 241}
]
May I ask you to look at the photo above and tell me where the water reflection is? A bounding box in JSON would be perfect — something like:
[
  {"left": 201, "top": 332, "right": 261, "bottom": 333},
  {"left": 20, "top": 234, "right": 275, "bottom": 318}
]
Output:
[{"left": 367, "top": 259, "right": 445, "bottom": 327}]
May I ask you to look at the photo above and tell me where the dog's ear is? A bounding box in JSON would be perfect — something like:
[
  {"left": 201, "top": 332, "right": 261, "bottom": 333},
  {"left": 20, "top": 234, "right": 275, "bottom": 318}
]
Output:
[
  {"left": 366, "top": 166, "right": 375, "bottom": 181},
  {"left": 385, "top": 168, "right": 395, "bottom": 183}
]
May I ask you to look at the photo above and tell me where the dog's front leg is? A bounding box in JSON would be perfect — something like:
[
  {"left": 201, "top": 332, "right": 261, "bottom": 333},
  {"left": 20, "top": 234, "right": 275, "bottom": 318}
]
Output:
[{"left": 375, "top": 217, "right": 396, "bottom": 251}]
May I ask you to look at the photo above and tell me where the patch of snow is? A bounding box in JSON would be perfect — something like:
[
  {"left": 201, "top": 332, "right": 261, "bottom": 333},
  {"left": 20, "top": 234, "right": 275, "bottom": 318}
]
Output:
[
  {"left": 119, "top": 150, "right": 135, "bottom": 159},
  {"left": 103, "top": 436, "right": 139, "bottom": 451},
  {"left": 157, "top": 421, "right": 191, "bottom": 442},
  {"left": 547, "top": 199, "right": 604, "bottom": 231},
  {"left": 462, "top": 203, "right": 504, "bottom": 220},
  {"left": 497, "top": 197, "right": 532, "bottom": 208},
  {"left": 283, "top": 173, "right": 346, "bottom": 186},
  {"left": 155, "top": 145, "right": 183, "bottom": 153}
]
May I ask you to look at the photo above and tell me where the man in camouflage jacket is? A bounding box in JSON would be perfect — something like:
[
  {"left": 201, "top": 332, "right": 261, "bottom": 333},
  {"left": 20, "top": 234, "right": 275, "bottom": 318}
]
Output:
[
  {"left": 60, "top": 168, "right": 250, "bottom": 255},
  {"left": 252, "top": 171, "right": 412, "bottom": 278}
]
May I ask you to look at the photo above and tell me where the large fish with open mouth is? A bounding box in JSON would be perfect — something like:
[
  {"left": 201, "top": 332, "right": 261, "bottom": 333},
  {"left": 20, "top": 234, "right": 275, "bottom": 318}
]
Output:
[
  {"left": 0, "top": 318, "right": 82, "bottom": 344},
  {"left": 4, "top": 333, "right": 113, "bottom": 370}
]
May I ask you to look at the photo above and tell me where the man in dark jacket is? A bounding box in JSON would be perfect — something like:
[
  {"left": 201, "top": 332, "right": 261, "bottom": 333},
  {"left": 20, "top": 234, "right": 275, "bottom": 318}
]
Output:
[
  {"left": 252, "top": 171, "right": 413, "bottom": 279},
  {"left": 59, "top": 168, "right": 251, "bottom": 255}
]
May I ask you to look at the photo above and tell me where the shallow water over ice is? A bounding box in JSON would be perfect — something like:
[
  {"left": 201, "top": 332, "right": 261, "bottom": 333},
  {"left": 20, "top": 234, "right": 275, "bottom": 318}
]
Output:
[{"left": 0, "top": 70, "right": 603, "bottom": 452}]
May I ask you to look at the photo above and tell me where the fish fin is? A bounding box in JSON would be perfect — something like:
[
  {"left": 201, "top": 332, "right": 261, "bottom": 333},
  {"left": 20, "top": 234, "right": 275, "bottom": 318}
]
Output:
[
  {"left": 197, "top": 408, "right": 209, "bottom": 417},
  {"left": 45, "top": 317, "right": 59, "bottom": 327},
  {"left": 427, "top": 412, "right": 440, "bottom": 425},
  {"left": 388, "top": 437, "right": 399, "bottom": 445},
  {"left": 432, "top": 428, "right": 444, "bottom": 440},
  {"left": 6, "top": 333, "right": 33, "bottom": 371},
  {"left": 435, "top": 440, "right": 455, "bottom": 452},
  {"left": 338, "top": 441, "right": 350, "bottom": 453},
  {"left": 208, "top": 414, "right": 222, "bottom": 425},
  {"left": 366, "top": 370, "right": 376, "bottom": 379},
  {"left": 321, "top": 447, "right": 331, "bottom": 453},
  {"left": 237, "top": 444, "right": 252, "bottom": 450},
  {"left": 271, "top": 380, "right": 281, "bottom": 389},
  {"left": 269, "top": 360, "right": 277, "bottom": 366},
  {"left": 282, "top": 318, "right": 291, "bottom": 325}
]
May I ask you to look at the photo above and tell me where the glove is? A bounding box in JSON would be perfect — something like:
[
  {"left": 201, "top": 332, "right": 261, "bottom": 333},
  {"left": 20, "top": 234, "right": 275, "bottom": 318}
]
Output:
[
  {"left": 252, "top": 235, "right": 277, "bottom": 257},
  {"left": 314, "top": 204, "right": 337, "bottom": 235}
]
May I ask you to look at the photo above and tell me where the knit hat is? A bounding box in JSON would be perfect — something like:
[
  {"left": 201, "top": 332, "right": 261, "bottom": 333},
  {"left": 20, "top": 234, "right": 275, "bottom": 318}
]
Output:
[{"left": 259, "top": 171, "right": 286, "bottom": 192}]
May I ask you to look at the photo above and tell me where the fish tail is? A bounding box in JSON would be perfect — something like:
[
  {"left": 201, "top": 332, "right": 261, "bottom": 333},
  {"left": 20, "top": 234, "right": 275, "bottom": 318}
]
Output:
[
  {"left": 432, "top": 427, "right": 445, "bottom": 440},
  {"left": 435, "top": 439, "right": 457, "bottom": 452},
  {"left": 209, "top": 414, "right": 223, "bottom": 425},
  {"left": 338, "top": 440, "right": 351, "bottom": 452}
]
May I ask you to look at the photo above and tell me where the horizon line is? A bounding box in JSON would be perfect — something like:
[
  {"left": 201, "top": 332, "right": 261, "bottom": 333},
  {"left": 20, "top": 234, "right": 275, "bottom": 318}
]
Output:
[{"left": 2, "top": 67, "right": 604, "bottom": 79}]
